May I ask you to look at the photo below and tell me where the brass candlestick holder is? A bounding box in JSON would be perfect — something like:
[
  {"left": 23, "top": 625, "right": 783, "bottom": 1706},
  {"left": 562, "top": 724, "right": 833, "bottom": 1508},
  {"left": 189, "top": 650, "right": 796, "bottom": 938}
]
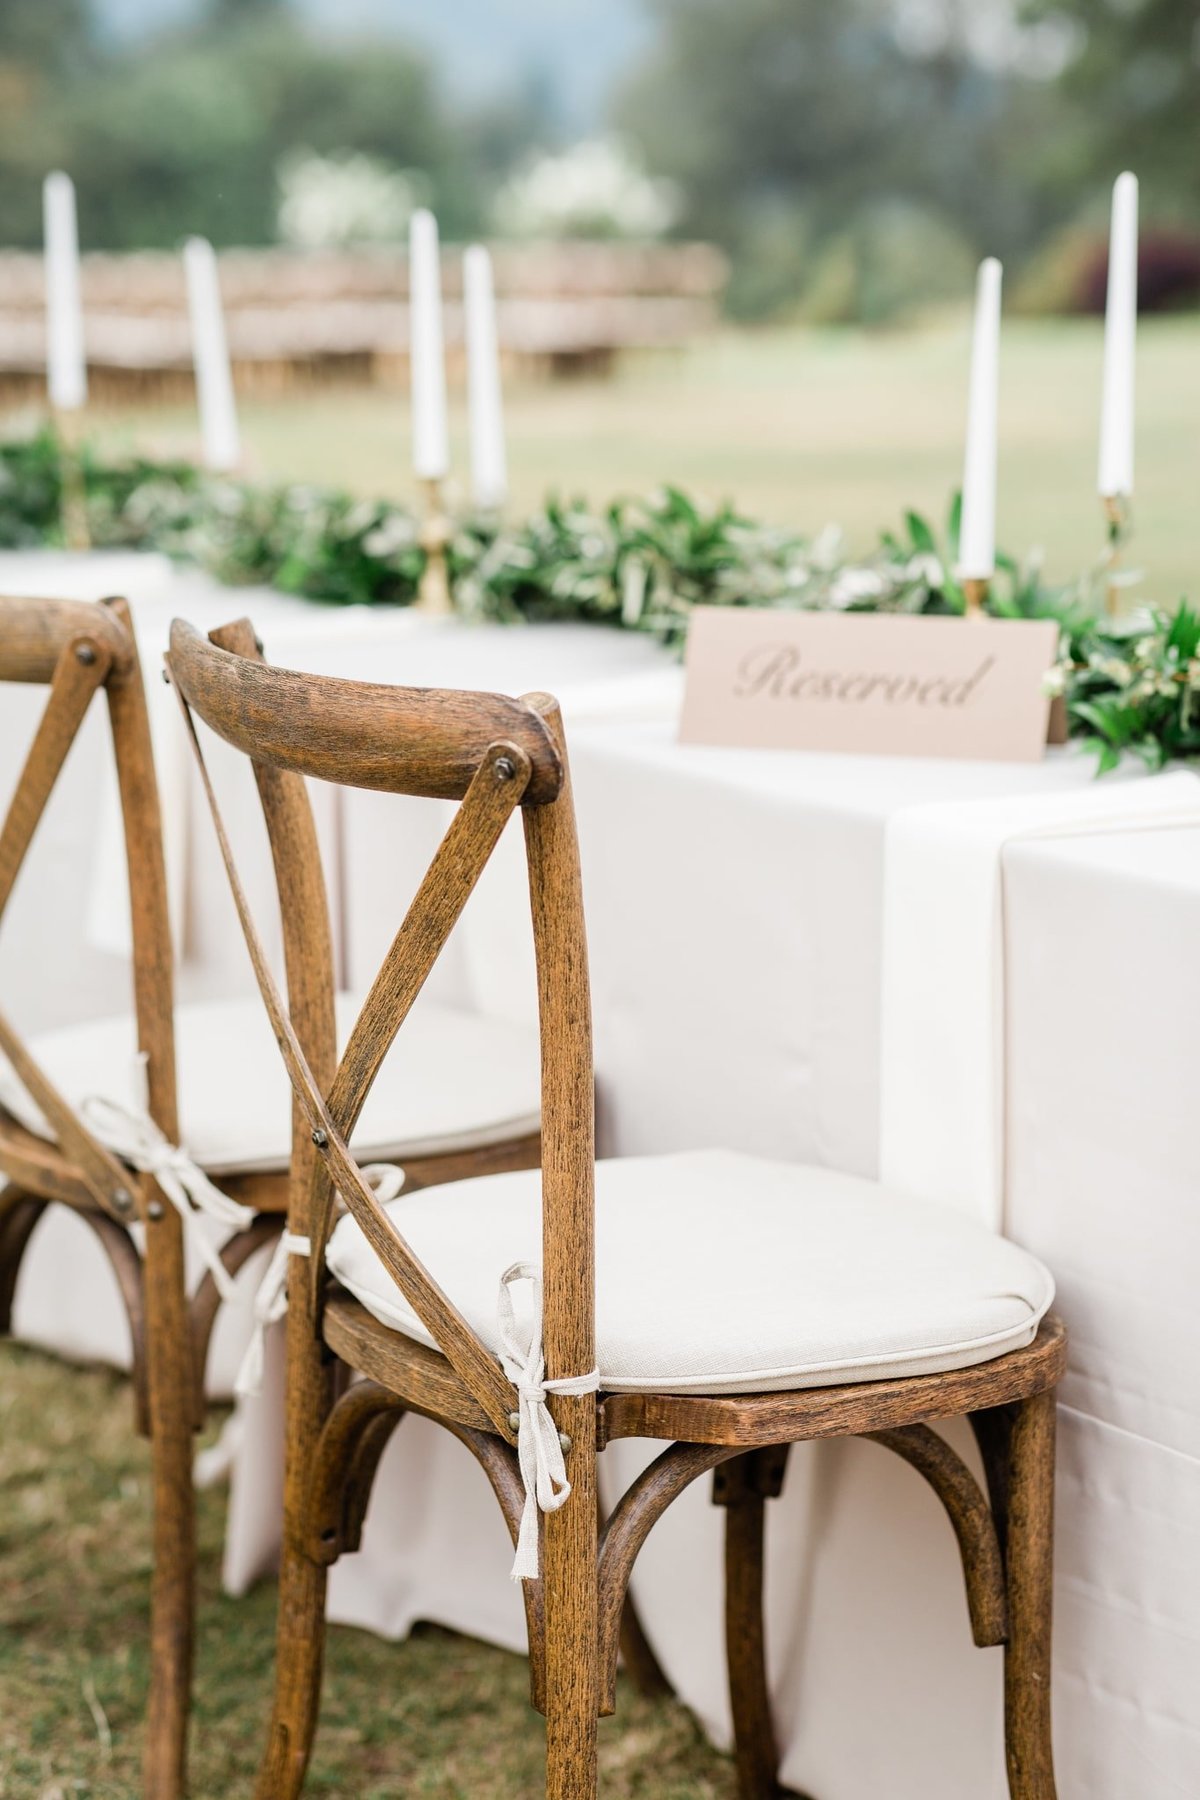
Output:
[
  {"left": 54, "top": 408, "right": 90, "bottom": 552},
  {"left": 962, "top": 576, "right": 990, "bottom": 619},
  {"left": 1100, "top": 493, "right": 1130, "bottom": 618},
  {"left": 416, "top": 476, "right": 454, "bottom": 616}
]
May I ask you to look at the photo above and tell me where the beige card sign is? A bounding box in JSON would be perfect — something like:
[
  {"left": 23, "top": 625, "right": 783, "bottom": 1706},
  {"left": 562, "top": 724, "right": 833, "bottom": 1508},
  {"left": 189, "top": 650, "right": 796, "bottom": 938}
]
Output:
[{"left": 680, "top": 608, "right": 1059, "bottom": 763}]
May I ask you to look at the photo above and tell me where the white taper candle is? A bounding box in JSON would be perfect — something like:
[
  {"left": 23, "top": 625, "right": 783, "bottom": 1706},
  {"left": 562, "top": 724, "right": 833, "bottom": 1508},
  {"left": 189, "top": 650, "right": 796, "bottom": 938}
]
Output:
[
  {"left": 183, "top": 236, "right": 241, "bottom": 472},
  {"left": 409, "top": 208, "right": 450, "bottom": 481},
  {"left": 43, "top": 172, "right": 87, "bottom": 412},
  {"left": 1098, "top": 171, "right": 1138, "bottom": 499},
  {"left": 958, "top": 257, "right": 1003, "bottom": 582},
  {"left": 463, "top": 245, "right": 508, "bottom": 510}
]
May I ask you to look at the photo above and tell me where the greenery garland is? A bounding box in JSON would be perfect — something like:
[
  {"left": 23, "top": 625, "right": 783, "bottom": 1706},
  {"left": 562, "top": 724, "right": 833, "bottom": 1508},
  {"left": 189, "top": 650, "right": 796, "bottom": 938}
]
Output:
[{"left": 2, "top": 427, "right": 1197, "bottom": 771}]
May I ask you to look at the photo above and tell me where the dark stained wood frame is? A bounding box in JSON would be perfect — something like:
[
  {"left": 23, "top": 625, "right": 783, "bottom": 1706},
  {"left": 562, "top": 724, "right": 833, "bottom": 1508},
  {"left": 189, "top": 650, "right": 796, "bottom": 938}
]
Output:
[
  {"left": 0, "top": 596, "right": 546, "bottom": 1800},
  {"left": 167, "top": 614, "right": 1065, "bottom": 1800}
]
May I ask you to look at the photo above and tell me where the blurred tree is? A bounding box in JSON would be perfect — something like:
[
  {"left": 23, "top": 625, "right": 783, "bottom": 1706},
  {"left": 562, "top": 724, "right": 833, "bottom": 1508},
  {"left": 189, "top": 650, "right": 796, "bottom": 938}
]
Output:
[
  {"left": 617, "top": 0, "right": 1070, "bottom": 317},
  {"left": 59, "top": 13, "right": 469, "bottom": 248},
  {"left": 1020, "top": 0, "right": 1200, "bottom": 211},
  {"left": 0, "top": 0, "right": 98, "bottom": 243},
  {"left": 0, "top": 0, "right": 95, "bottom": 73},
  {"left": 0, "top": 0, "right": 540, "bottom": 250}
]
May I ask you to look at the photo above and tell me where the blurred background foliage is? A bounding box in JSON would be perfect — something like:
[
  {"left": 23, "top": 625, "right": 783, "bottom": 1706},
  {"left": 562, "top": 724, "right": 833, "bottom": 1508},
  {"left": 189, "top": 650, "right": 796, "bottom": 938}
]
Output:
[{"left": 0, "top": 0, "right": 1197, "bottom": 322}]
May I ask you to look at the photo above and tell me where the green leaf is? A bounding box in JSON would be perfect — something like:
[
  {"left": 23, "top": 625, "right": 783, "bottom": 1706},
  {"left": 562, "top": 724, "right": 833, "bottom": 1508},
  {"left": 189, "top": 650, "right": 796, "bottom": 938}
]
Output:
[{"left": 904, "top": 510, "right": 937, "bottom": 555}]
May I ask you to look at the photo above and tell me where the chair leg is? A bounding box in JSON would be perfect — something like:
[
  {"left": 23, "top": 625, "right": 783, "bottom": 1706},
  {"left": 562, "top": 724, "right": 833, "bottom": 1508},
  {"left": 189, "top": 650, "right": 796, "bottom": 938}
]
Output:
[
  {"left": 141, "top": 1208, "right": 196, "bottom": 1800},
  {"left": 255, "top": 1543, "right": 329, "bottom": 1800},
  {"left": 1003, "top": 1391, "right": 1058, "bottom": 1800},
  {"left": 543, "top": 1404, "right": 600, "bottom": 1800},
  {"left": 715, "top": 1447, "right": 810, "bottom": 1800},
  {"left": 255, "top": 1307, "right": 337, "bottom": 1800}
]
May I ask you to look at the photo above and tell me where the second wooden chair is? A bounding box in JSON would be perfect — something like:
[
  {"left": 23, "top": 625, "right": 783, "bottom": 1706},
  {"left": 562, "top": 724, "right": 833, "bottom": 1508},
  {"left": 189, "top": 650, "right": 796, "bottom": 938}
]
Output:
[{"left": 168, "top": 613, "right": 1065, "bottom": 1800}]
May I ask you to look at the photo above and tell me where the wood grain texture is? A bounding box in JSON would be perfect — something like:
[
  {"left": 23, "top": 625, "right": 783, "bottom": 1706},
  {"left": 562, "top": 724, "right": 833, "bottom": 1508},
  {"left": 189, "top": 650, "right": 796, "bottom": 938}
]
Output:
[
  {"left": 0, "top": 592, "right": 129, "bottom": 684},
  {"left": 713, "top": 1448, "right": 812, "bottom": 1800},
  {"left": 520, "top": 695, "right": 600, "bottom": 1797},
  {"left": 1002, "top": 1391, "right": 1059, "bottom": 1798},
  {"left": 104, "top": 596, "right": 195, "bottom": 1800},
  {"left": 599, "top": 1317, "right": 1068, "bottom": 1447},
  {"left": 0, "top": 1115, "right": 106, "bottom": 1209},
  {"left": 169, "top": 616, "right": 563, "bottom": 803},
  {"left": 321, "top": 1292, "right": 497, "bottom": 1434}
]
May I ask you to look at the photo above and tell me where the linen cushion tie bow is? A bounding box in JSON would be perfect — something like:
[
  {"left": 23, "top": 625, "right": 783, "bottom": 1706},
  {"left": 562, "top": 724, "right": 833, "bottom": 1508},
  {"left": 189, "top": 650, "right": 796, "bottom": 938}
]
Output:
[
  {"left": 80, "top": 1055, "right": 257, "bottom": 1302},
  {"left": 497, "top": 1261, "right": 599, "bottom": 1583}
]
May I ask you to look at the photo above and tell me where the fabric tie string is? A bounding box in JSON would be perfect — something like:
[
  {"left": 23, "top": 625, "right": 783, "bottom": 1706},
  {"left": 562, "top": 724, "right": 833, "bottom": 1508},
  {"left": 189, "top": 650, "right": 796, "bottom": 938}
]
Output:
[
  {"left": 497, "top": 1261, "right": 599, "bottom": 1583},
  {"left": 80, "top": 1055, "right": 256, "bottom": 1303},
  {"left": 233, "top": 1161, "right": 407, "bottom": 1400},
  {"left": 233, "top": 1229, "right": 311, "bottom": 1401}
]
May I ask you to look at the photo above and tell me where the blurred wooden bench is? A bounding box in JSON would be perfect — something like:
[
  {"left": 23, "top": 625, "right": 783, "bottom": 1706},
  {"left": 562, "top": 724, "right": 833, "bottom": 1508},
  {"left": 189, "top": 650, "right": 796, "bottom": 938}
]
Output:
[{"left": 0, "top": 242, "right": 728, "bottom": 400}]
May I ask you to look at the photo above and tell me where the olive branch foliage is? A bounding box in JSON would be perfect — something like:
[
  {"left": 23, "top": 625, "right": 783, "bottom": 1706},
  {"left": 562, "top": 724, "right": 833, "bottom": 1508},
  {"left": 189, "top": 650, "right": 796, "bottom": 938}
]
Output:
[{"left": 2, "top": 427, "right": 1196, "bottom": 770}]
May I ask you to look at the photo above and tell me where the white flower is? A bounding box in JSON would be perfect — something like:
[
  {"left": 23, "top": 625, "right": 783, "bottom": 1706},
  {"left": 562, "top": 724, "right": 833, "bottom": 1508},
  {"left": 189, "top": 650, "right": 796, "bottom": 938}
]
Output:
[
  {"left": 1092, "top": 655, "right": 1134, "bottom": 685},
  {"left": 363, "top": 516, "right": 415, "bottom": 558},
  {"left": 1041, "top": 665, "right": 1068, "bottom": 699},
  {"left": 828, "top": 566, "right": 887, "bottom": 608},
  {"left": 907, "top": 552, "right": 945, "bottom": 588},
  {"left": 493, "top": 138, "right": 679, "bottom": 241},
  {"left": 810, "top": 523, "right": 845, "bottom": 570},
  {"left": 277, "top": 150, "right": 416, "bottom": 248}
]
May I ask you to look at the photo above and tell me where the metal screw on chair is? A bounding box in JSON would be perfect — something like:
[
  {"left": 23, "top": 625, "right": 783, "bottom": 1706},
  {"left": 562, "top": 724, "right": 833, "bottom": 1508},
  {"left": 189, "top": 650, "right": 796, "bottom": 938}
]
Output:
[
  {"left": 495, "top": 757, "right": 516, "bottom": 782},
  {"left": 508, "top": 1410, "right": 521, "bottom": 1433},
  {"left": 312, "top": 1128, "right": 328, "bottom": 1149},
  {"left": 113, "top": 1187, "right": 133, "bottom": 1214},
  {"left": 146, "top": 1199, "right": 165, "bottom": 1221},
  {"left": 75, "top": 643, "right": 97, "bottom": 666}
]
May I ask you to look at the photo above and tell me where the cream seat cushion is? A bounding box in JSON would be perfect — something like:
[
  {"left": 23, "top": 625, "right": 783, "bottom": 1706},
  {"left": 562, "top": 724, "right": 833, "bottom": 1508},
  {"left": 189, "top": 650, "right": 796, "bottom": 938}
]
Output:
[
  {"left": 0, "top": 994, "right": 541, "bottom": 1176},
  {"left": 326, "top": 1150, "right": 1054, "bottom": 1395}
]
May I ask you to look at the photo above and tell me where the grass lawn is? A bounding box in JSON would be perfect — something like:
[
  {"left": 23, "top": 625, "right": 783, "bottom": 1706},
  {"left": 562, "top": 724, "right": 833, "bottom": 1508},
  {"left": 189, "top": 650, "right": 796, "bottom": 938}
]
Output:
[
  {"left": 82, "top": 314, "right": 1200, "bottom": 604},
  {"left": 0, "top": 1342, "right": 733, "bottom": 1798}
]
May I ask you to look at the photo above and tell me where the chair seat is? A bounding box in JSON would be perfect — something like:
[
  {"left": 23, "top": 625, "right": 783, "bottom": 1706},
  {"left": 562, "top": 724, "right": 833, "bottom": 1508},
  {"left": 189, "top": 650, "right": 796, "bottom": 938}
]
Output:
[
  {"left": 0, "top": 994, "right": 541, "bottom": 1176},
  {"left": 325, "top": 1150, "right": 1055, "bottom": 1395}
]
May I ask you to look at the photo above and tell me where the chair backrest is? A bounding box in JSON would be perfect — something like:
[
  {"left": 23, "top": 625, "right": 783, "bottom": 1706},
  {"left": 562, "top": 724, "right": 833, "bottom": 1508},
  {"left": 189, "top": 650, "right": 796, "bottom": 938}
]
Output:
[
  {"left": 0, "top": 594, "right": 176, "bottom": 1216},
  {"left": 165, "top": 616, "right": 595, "bottom": 1439}
]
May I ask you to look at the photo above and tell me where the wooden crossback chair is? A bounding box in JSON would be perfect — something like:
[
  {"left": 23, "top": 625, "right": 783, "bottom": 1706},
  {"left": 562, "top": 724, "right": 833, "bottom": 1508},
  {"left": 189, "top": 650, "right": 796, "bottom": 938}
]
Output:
[
  {"left": 168, "top": 613, "right": 1067, "bottom": 1800},
  {"left": 0, "top": 594, "right": 198, "bottom": 1797},
  {"left": 0, "top": 595, "right": 547, "bottom": 1799}
]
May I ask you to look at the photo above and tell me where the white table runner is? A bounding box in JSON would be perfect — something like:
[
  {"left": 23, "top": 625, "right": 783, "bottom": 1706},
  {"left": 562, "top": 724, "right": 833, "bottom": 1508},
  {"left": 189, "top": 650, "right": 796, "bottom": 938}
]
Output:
[{"left": 879, "top": 769, "right": 1200, "bottom": 1228}]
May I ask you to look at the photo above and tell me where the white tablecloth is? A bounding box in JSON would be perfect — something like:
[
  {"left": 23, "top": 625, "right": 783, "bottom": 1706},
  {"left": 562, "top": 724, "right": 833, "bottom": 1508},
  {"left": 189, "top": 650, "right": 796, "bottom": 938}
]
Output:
[{"left": 2, "top": 554, "right": 1196, "bottom": 1798}]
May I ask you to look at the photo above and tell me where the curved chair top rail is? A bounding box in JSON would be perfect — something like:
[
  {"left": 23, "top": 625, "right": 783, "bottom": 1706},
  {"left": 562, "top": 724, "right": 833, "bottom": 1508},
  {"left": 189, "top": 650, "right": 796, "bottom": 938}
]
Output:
[
  {"left": 166, "top": 618, "right": 564, "bottom": 805},
  {"left": 0, "top": 593, "right": 133, "bottom": 685}
]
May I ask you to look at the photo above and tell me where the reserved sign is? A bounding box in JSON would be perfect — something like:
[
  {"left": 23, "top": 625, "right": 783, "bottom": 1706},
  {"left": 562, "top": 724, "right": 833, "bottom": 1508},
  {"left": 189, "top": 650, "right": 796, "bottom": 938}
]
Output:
[{"left": 680, "top": 608, "right": 1060, "bottom": 763}]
